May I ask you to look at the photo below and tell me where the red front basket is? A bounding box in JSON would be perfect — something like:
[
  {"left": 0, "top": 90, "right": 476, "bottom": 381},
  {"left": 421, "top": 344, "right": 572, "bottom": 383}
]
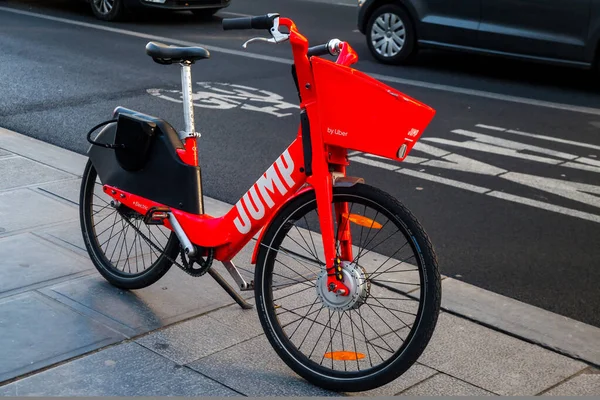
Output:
[{"left": 311, "top": 57, "right": 436, "bottom": 162}]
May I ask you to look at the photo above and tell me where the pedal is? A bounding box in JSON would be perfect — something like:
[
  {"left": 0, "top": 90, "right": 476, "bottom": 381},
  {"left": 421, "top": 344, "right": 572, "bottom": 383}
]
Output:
[{"left": 144, "top": 206, "right": 171, "bottom": 225}]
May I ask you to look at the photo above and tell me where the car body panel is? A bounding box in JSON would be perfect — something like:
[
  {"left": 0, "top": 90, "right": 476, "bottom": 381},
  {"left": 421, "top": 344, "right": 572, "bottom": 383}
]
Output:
[
  {"left": 478, "top": 0, "right": 591, "bottom": 62},
  {"left": 413, "top": 0, "right": 481, "bottom": 48},
  {"left": 357, "top": 0, "right": 600, "bottom": 68}
]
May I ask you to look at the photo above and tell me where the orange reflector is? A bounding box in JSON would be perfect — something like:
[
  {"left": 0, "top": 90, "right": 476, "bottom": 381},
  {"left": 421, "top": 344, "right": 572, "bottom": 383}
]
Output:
[
  {"left": 343, "top": 213, "right": 382, "bottom": 229},
  {"left": 324, "top": 351, "right": 366, "bottom": 361}
]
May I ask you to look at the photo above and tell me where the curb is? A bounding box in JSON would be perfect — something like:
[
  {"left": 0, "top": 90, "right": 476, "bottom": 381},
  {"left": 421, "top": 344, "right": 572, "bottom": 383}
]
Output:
[{"left": 1, "top": 126, "right": 599, "bottom": 369}]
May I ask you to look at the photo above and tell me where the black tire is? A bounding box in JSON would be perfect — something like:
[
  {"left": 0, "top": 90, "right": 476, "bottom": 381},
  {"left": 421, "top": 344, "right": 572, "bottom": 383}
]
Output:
[
  {"left": 254, "top": 184, "right": 441, "bottom": 392},
  {"left": 90, "top": 0, "right": 127, "bottom": 22},
  {"left": 366, "top": 4, "right": 417, "bottom": 65},
  {"left": 79, "top": 160, "right": 180, "bottom": 290},
  {"left": 190, "top": 8, "right": 219, "bottom": 20}
]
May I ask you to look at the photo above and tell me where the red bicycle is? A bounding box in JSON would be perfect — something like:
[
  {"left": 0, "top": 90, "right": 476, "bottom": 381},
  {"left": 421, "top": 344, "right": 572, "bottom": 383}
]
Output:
[{"left": 80, "top": 13, "right": 441, "bottom": 392}]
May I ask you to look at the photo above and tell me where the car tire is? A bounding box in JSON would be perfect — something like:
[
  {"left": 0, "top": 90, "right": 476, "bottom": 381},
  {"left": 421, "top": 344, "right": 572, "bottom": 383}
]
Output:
[
  {"left": 191, "top": 8, "right": 220, "bottom": 20},
  {"left": 90, "top": 0, "right": 127, "bottom": 21},
  {"left": 366, "top": 4, "right": 417, "bottom": 65}
]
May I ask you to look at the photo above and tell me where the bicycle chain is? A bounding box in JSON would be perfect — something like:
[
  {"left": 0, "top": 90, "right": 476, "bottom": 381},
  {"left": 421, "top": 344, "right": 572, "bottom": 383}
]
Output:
[{"left": 115, "top": 208, "right": 212, "bottom": 277}]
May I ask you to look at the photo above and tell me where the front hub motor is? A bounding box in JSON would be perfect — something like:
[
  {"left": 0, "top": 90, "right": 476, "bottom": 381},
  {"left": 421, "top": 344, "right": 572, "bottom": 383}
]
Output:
[{"left": 316, "top": 262, "right": 370, "bottom": 311}]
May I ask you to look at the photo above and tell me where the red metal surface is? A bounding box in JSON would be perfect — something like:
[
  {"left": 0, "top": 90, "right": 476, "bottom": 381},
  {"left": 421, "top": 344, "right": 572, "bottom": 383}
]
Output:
[{"left": 311, "top": 56, "right": 436, "bottom": 162}]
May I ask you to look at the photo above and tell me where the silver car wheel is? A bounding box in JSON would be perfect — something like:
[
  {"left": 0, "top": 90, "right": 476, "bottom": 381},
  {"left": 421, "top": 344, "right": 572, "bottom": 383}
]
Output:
[
  {"left": 371, "top": 12, "right": 406, "bottom": 58},
  {"left": 93, "top": 0, "right": 114, "bottom": 15}
]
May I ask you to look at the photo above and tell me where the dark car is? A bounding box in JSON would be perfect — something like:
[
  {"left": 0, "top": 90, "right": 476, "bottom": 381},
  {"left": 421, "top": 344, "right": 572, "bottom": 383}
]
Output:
[
  {"left": 357, "top": 0, "right": 600, "bottom": 73},
  {"left": 87, "top": 0, "right": 231, "bottom": 21}
]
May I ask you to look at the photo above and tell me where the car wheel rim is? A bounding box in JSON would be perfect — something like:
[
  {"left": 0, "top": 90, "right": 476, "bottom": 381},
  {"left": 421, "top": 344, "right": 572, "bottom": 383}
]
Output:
[
  {"left": 371, "top": 13, "right": 405, "bottom": 58},
  {"left": 93, "top": 0, "right": 114, "bottom": 14}
]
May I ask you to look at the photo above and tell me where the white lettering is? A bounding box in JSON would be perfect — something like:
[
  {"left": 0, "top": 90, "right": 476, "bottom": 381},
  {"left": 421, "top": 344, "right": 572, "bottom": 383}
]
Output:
[
  {"left": 275, "top": 149, "right": 295, "bottom": 188},
  {"left": 245, "top": 186, "right": 266, "bottom": 220},
  {"left": 233, "top": 150, "right": 297, "bottom": 234},
  {"left": 256, "top": 165, "right": 287, "bottom": 208},
  {"left": 233, "top": 201, "right": 251, "bottom": 234}
]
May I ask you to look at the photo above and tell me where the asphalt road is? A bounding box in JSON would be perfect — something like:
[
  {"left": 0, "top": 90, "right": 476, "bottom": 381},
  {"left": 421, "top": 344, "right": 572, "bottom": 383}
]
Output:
[{"left": 1, "top": 0, "right": 600, "bottom": 327}]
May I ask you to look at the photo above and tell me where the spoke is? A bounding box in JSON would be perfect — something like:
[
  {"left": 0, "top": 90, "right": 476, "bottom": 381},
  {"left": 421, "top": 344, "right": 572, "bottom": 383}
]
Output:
[
  {"left": 303, "top": 215, "right": 322, "bottom": 264},
  {"left": 273, "top": 284, "right": 315, "bottom": 302},
  {"left": 356, "top": 307, "right": 395, "bottom": 353},
  {"left": 93, "top": 208, "right": 119, "bottom": 227},
  {"left": 100, "top": 212, "right": 120, "bottom": 252},
  {"left": 108, "top": 219, "right": 126, "bottom": 262},
  {"left": 273, "top": 258, "right": 317, "bottom": 289},
  {"left": 296, "top": 305, "right": 325, "bottom": 351},
  {"left": 92, "top": 202, "right": 113, "bottom": 216},
  {"left": 338, "top": 311, "right": 347, "bottom": 371},
  {"left": 308, "top": 308, "right": 334, "bottom": 360},
  {"left": 365, "top": 302, "right": 405, "bottom": 343},
  {"left": 288, "top": 297, "right": 321, "bottom": 342},
  {"left": 280, "top": 306, "right": 322, "bottom": 330},
  {"left": 346, "top": 310, "right": 361, "bottom": 371},
  {"left": 368, "top": 302, "right": 417, "bottom": 318},
  {"left": 369, "top": 266, "right": 418, "bottom": 281},
  {"left": 353, "top": 227, "right": 399, "bottom": 267},
  {"left": 371, "top": 279, "right": 420, "bottom": 286},
  {"left": 369, "top": 241, "right": 409, "bottom": 277}
]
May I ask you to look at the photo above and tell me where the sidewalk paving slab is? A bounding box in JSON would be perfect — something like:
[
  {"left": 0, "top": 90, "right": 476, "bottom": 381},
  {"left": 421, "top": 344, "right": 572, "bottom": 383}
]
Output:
[
  {"left": 0, "top": 189, "right": 77, "bottom": 234},
  {"left": 0, "top": 156, "right": 72, "bottom": 191},
  {"left": 418, "top": 313, "right": 586, "bottom": 396},
  {"left": 0, "top": 342, "right": 240, "bottom": 397},
  {"left": 0, "top": 291, "right": 124, "bottom": 383},
  {"left": 441, "top": 277, "right": 600, "bottom": 367},
  {"left": 188, "top": 334, "right": 340, "bottom": 397},
  {"left": 37, "top": 265, "right": 252, "bottom": 338},
  {"left": 541, "top": 368, "right": 600, "bottom": 396},
  {"left": 135, "top": 302, "right": 263, "bottom": 365},
  {"left": 399, "top": 373, "right": 496, "bottom": 396},
  {"left": 0, "top": 233, "right": 92, "bottom": 295}
]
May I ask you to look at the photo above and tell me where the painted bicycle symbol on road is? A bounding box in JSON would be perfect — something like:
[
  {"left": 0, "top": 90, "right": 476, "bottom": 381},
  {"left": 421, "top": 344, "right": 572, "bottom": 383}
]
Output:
[{"left": 147, "top": 82, "right": 298, "bottom": 118}]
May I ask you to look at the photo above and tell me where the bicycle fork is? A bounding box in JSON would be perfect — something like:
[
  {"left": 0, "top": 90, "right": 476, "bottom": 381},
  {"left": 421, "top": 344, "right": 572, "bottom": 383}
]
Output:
[{"left": 302, "top": 103, "right": 353, "bottom": 296}]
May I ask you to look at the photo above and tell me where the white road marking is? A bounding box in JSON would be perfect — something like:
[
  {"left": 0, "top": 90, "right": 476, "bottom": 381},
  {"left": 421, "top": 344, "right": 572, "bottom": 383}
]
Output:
[
  {"left": 396, "top": 168, "right": 491, "bottom": 194},
  {"left": 414, "top": 142, "right": 507, "bottom": 176},
  {"left": 475, "top": 124, "right": 505, "bottom": 131},
  {"left": 422, "top": 137, "right": 564, "bottom": 165},
  {"left": 452, "top": 129, "right": 579, "bottom": 161},
  {"left": 350, "top": 123, "right": 600, "bottom": 224},
  {"left": 487, "top": 191, "right": 600, "bottom": 224},
  {"left": 477, "top": 124, "right": 600, "bottom": 151},
  {"left": 2, "top": 6, "right": 600, "bottom": 116},
  {"left": 562, "top": 161, "right": 600, "bottom": 174},
  {"left": 501, "top": 172, "right": 600, "bottom": 209}
]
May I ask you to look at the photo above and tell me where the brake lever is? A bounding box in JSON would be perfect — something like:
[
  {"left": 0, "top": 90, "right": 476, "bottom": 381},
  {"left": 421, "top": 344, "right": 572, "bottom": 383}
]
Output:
[
  {"left": 242, "top": 37, "right": 275, "bottom": 48},
  {"left": 242, "top": 16, "right": 289, "bottom": 49}
]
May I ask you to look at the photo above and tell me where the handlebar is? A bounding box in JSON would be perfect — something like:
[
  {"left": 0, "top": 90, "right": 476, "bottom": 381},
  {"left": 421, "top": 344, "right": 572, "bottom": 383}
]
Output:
[
  {"left": 222, "top": 13, "right": 279, "bottom": 30},
  {"left": 221, "top": 13, "right": 356, "bottom": 65},
  {"left": 307, "top": 39, "right": 343, "bottom": 58}
]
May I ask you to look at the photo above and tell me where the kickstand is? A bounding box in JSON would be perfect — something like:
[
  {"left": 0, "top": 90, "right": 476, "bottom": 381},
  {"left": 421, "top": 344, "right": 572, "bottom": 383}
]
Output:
[{"left": 207, "top": 267, "right": 253, "bottom": 310}]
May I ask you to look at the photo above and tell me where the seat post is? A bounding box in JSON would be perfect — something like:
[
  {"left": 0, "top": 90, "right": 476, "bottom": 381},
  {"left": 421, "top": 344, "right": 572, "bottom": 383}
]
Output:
[{"left": 180, "top": 61, "right": 198, "bottom": 141}]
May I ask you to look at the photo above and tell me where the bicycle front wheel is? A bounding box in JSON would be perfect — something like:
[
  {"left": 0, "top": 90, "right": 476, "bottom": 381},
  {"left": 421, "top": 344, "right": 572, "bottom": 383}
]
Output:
[{"left": 254, "top": 183, "right": 441, "bottom": 392}]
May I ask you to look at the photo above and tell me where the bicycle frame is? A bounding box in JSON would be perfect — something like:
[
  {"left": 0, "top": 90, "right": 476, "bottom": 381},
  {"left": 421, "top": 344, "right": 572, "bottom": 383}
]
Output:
[{"left": 101, "top": 18, "right": 378, "bottom": 295}]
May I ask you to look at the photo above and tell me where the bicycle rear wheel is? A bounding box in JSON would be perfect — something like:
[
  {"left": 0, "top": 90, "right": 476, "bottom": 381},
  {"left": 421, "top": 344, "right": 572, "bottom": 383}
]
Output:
[
  {"left": 254, "top": 183, "right": 441, "bottom": 392},
  {"left": 79, "top": 159, "right": 180, "bottom": 290}
]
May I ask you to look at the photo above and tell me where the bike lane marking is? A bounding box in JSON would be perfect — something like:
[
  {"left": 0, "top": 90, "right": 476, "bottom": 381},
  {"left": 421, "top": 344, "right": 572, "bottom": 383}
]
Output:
[
  {"left": 348, "top": 123, "right": 600, "bottom": 224},
  {"left": 1, "top": 5, "right": 600, "bottom": 117}
]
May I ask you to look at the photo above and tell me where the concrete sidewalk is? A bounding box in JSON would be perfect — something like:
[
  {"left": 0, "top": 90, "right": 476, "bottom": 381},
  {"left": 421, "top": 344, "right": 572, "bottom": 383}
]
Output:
[{"left": 0, "top": 127, "right": 599, "bottom": 396}]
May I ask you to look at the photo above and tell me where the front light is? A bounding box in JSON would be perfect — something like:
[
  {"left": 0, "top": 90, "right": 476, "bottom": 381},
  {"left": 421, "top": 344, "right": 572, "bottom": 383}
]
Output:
[{"left": 358, "top": 0, "right": 366, "bottom": 6}]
